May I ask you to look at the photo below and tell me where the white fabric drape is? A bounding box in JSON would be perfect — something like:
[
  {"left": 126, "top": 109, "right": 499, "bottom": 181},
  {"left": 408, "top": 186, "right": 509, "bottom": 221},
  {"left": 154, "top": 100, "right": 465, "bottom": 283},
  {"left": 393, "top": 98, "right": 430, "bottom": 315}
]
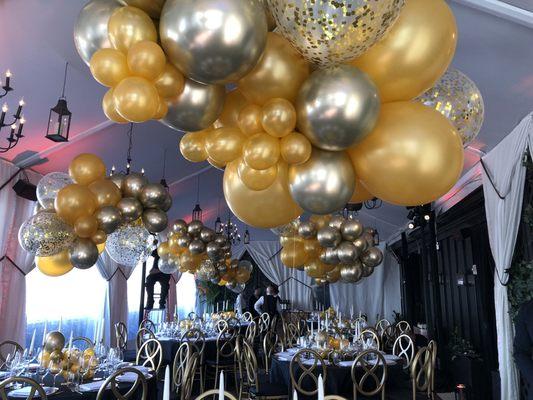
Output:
[
  {"left": 482, "top": 113, "right": 533, "bottom": 400},
  {"left": 329, "top": 244, "right": 401, "bottom": 323}
]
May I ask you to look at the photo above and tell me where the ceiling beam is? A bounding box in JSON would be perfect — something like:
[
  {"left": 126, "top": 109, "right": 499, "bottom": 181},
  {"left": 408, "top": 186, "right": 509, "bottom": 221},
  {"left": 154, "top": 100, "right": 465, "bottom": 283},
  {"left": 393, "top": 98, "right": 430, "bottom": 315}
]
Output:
[
  {"left": 168, "top": 165, "right": 214, "bottom": 188},
  {"left": 451, "top": 0, "right": 533, "bottom": 29}
]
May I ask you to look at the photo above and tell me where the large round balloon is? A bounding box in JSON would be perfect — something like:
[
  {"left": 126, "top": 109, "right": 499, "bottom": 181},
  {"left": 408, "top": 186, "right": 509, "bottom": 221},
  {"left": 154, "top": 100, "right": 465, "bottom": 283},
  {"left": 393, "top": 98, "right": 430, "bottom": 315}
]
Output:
[
  {"left": 350, "top": 0, "right": 457, "bottom": 103},
  {"left": 296, "top": 65, "right": 380, "bottom": 151},
  {"left": 223, "top": 160, "right": 302, "bottom": 228},
  {"left": 161, "top": 79, "right": 225, "bottom": 132},
  {"left": 289, "top": 148, "right": 355, "bottom": 215},
  {"left": 117, "top": 0, "right": 165, "bottom": 18},
  {"left": 74, "top": 0, "right": 122, "bottom": 66},
  {"left": 416, "top": 68, "right": 484, "bottom": 146},
  {"left": 69, "top": 153, "right": 106, "bottom": 186},
  {"left": 106, "top": 221, "right": 154, "bottom": 268},
  {"left": 36, "top": 250, "right": 73, "bottom": 277},
  {"left": 18, "top": 211, "right": 75, "bottom": 256},
  {"left": 349, "top": 102, "right": 463, "bottom": 206},
  {"left": 37, "top": 172, "right": 73, "bottom": 210},
  {"left": 350, "top": 179, "right": 374, "bottom": 204},
  {"left": 268, "top": 0, "right": 404, "bottom": 67},
  {"left": 54, "top": 184, "right": 97, "bottom": 225},
  {"left": 160, "top": 0, "right": 268, "bottom": 85}
]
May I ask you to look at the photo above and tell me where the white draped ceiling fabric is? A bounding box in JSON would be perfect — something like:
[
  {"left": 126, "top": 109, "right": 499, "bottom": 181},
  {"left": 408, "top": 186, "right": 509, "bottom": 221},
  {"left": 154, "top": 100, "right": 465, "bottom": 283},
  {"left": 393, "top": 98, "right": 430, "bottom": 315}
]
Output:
[{"left": 481, "top": 112, "right": 533, "bottom": 400}]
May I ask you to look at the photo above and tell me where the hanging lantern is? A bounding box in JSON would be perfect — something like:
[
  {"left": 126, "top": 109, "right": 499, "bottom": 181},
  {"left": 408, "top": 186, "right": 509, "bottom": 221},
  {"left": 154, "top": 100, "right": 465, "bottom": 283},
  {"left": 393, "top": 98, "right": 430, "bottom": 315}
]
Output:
[
  {"left": 45, "top": 63, "right": 71, "bottom": 142},
  {"left": 192, "top": 203, "right": 203, "bottom": 222}
]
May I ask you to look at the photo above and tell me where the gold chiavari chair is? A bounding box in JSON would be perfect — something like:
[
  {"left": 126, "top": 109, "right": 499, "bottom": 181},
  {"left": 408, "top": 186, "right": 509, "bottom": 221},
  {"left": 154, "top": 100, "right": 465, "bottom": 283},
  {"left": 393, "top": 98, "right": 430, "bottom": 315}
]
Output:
[
  {"left": 396, "top": 320, "right": 411, "bottom": 334},
  {"left": 393, "top": 334, "right": 415, "bottom": 370},
  {"left": 115, "top": 322, "right": 128, "bottom": 351},
  {"left": 181, "top": 352, "right": 200, "bottom": 400},
  {"left": 410, "top": 346, "right": 432, "bottom": 400},
  {"left": 258, "top": 313, "right": 271, "bottom": 339},
  {"left": 227, "top": 317, "right": 241, "bottom": 330},
  {"left": 0, "top": 340, "right": 22, "bottom": 368},
  {"left": 375, "top": 319, "right": 391, "bottom": 337},
  {"left": 206, "top": 320, "right": 239, "bottom": 391},
  {"left": 324, "top": 396, "right": 348, "bottom": 400},
  {"left": 263, "top": 330, "right": 279, "bottom": 374},
  {"left": 194, "top": 389, "right": 238, "bottom": 400},
  {"left": 173, "top": 342, "right": 191, "bottom": 394},
  {"left": 138, "top": 318, "right": 156, "bottom": 332},
  {"left": 135, "top": 327, "right": 155, "bottom": 353},
  {"left": 136, "top": 338, "right": 163, "bottom": 375},
  {"left": 182, "top": 328, "right": 206, "bottom": 392},
  {"left": 359, "top": 328, "right": 381, "bottom": 351},
  {"left": 351, "top": 349, "right": 387, "bottom": 400},
  {"left": 72, "top": 337, "right": 94, "bottom": 350},
  {"left": 245, "top": 320, "right": 257, "bottom": 346},
  {"left": 289, "top": 348, "right": 327, "bottom": 397},
  {"left": 296, "top": 316, "right": 309, "bottom": 337},
  {"left": 381, "top": 325, "right": 398, "bottom": 352},
  {"left": 96, "top": 367, "right": 148, "bottom": 400},
  {"left": 282, "top": 323, "right": 299, "bottom": 351},
  {"left": 427, "top": 340, "right": 437, "bottom": 400},
  {"left": 353, "top": 316, "right": 367, "bottom": 327},
  {"left": 242, "top": 312, "right": 253, "bottom": 322},
  {"left": 188, "top": 312, "right": 198, "bottom": 321},
  {"left": 0, "top": 377, "right": 48, "bottom": 399}
]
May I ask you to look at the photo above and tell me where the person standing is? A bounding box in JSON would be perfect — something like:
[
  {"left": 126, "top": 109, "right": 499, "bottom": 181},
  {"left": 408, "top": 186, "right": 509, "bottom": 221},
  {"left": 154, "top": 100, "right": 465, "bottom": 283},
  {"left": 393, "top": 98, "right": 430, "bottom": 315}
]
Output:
[
  {"left": 145, "top": 249, "right": 171, "bottom": 310},
  {"left": 254, "top": 284, "right": 282, "bottom": 318},
  {"left": 514, "top": 299, "right": 533, "bottom": 400},
  {"left": 248, "top": 287, "right": 262, "bottom": 318}
]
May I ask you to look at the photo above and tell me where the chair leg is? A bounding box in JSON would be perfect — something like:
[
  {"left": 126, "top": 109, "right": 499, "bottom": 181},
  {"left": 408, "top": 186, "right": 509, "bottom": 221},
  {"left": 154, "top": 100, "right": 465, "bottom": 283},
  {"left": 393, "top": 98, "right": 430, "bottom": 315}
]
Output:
[
  {"left": 200, "top": 366, "right": 205, "bottom": 392},
  {"left": 214, "top": 365, "right": 219, "bottom": 389}
]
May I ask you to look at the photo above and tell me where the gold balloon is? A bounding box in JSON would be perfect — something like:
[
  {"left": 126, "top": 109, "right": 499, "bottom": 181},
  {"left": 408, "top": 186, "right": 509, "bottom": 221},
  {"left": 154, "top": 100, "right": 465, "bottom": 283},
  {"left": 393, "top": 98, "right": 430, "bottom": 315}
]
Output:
[
  {"left": 349, "top": 102, "right": 463, "bottom": 206},
  {"left": 113, "top": 76, "right": 159, "bottom": 122},
  {"left": 154, "top": 63, "right": 185, "bottom": 100},
  {"left": 237, "top": 159, "right": 277, "bottom": 191},
  {"left": 305, "top": 259, "right": 332, "bottom": 279},
  {"left": 350, "top": 0, "right": 457, "bottom": 102},
  {"left": 239, "top": 32, "right": 309, "bottom": 105},
  {"left": 36, "top": 250, "right": 73, "bottom": 277},
  {"left": 215, "top": 89, "right": 249, "bottom": 128},
  {"left": 180, "top": 130, "right": 208, "bottom": 162},
  {"left": 74, "top": 215, "right": 98, "bottom": 238},
  {"left": 309, "top": 215, "right": 331, "bottom": 229},
  {"left": 243, "top": 132, "right": 280, "bottom": 170},
  {"left": 303, "top": 239, "right": 321, "bottom": 259},
  {"left": 118, "top": 0, "right": 165, "bottom": 19},
  {"left": 89, "top": 48, "right": 129, "bottom": 87},
  {"left": 223, "top": 160, "right": 302, "bottom": 228},
  {"left": 88, "top": 179, "right": 122, "bottom": 207},
  {"left": 350, "top": 179, "right": 374, "bottom": 203},
  {"left": 103, "top": 88, "right": 128, "bottom": 123},
  {"left": 69, "top": 154, "right": 106, "bottom": 186},
  {"left": 208, "top": 158, "right": 226, "bottom": 171},
  {"left": 158, "top": 241, "right": 170, "bottom": 259},
  {"left": 55, "top": 184, "right": 97, "bottom": 225},
  {"left": 108, "top": 6, "right": 157, "bottom": 53},
  {"left": 127, "top": 40, "right": 166, "bottom": 81},
  {"left": 153, "top": 97, "right": 168, "bottom": 120},
  {"left": 205, "top": 127, "right": 245, "bottom": 164},
  {"left": 326, "top": 266, "right": 341, "bottom": 283},
  {"left": 91, "top": 230, "right": 107, "bottom": 245},
  {"left": 180, "top": 250, "right": 201, "bottom": 272},
  {"left": 237, "top": 104, "right": 264, "bottom": 137},
  {"left": 280, "top": 237, "right": 307, "bottom": 268},
  {"left": 280, "top": 132, "right": 312, "bottom": 165},
  {"left": 261, "top": 98, "right": 296, "bottom": 138}
]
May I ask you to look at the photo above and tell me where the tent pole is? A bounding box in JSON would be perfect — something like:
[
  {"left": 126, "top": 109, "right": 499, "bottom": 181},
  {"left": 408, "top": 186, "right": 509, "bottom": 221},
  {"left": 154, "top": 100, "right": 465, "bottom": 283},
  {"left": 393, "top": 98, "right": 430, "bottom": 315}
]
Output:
[{"left": 138, "top": 260, "right": 147, "bottom": 326}]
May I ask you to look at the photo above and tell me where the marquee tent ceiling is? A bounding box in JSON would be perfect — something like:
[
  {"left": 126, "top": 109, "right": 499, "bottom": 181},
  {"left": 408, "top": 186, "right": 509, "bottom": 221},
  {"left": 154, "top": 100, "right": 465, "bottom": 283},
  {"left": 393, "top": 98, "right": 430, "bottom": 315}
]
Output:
[{"left": 1, "top": 0, "right": 532, "bottom": 241}]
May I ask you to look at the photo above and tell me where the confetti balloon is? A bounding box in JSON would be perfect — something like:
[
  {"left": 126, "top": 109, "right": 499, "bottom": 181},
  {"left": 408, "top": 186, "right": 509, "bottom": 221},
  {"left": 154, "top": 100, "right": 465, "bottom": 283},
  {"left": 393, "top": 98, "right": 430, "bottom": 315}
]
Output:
[
  {"left": 18, "top": 211, "right": 75, "bottom": 256},
  {"left": 159, "top": 258, "right": 178, "bottom": 274},
  {"left": 106, "top": 221, "right": 154, "bottom": 268},
  {"left": 36, "top": 172, "right": 73, "bottom": 210}
]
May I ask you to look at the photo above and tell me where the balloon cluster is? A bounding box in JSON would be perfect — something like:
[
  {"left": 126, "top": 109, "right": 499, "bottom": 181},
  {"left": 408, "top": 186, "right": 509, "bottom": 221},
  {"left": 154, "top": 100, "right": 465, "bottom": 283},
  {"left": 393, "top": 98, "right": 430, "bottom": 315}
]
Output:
[
  {"left": 277, "top": 215, "right": 383, "bottom": 285},
  {"left": 18, "top": 153, "right": 171, "bottom": 275}
]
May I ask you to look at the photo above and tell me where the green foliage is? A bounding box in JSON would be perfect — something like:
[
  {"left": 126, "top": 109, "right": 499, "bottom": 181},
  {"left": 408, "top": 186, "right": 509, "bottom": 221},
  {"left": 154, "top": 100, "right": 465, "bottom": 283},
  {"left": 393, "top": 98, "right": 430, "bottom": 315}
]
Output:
[
  {"left": 448, "top": 327, "right": 482, "bottom": 361},
  {"left": 507, "top": 260, "right": 533, "bottom": 320}
]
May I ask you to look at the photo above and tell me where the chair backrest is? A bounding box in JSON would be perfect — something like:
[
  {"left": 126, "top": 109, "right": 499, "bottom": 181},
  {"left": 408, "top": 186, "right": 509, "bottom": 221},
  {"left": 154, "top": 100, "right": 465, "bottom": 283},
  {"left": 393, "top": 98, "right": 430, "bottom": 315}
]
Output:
[
  {"left": 0, "top": 376, "right": 48, "bottom": 399},
  {"left": 375, "top": 318, "right": 391, "bottom": 336},
  {"left": 136, "top": 327, "right": 155, "bottom": 352},
  {"left": 410, "top": 346, "right": 432, "bottom": 396},
  {"left": 359, "top": 328, "right": 381, "bottom": 351},
  {"left": 393, "top": 334, "right": 415, "bottom": 369},
  {"left": 193, "top": 390, "right": 238, "bottom": 400},
  {"left": 139, "top": 318, "right": 156, "bottom": 332},
  {"left": 427, "top": 340, "right": 437, "bottom": 392},
  {"left": 181, "top": 352, "right": 200, "bottom": 400},
  {"left": 242, "top": 311, "right": 253, "bottom": 322},
  {"left": 0, "top": 340, "right": 22, "bottom": 368},
  {"left": 380, "top": 324, "right": 398, "bottom": 351},
  {"left": 115, "top": 322, "right": 128, "bottom": 351},
  {"left": 173, "top": 342, "right": 191, "bottom": 392},
  {"left": 136, "top": 338, "right": 162, "bottom": 373},
  {"left": 396, "top": 320, "right": 411, "bottom": 334},
  {"left": 244, "top": 320, "right": 257, "bottom": 345},
  {"left": 188, "top": 312, "right": 197, "bottom": 321},
  {"left": 351, "top": 349, "right": 387, "bottom": 399},
  {"left": 182, "top": 328, "right": 206, "bottom": 357},
  {"left": 324, "top": 396, "right": 348, "bottom": 400},
  {"left": 289, "top": 348, "right": 327, "bottom": 397},
  {"left": 96, "top": 367, "right": 148, "bottom": 400},
  {"left": 297, "top": 316, "right": 309, "bottom": 337},
  {"left": 242, "top": 340, "right": 259, "bottom": 391},
  {"left": 263, "top": 330, "right": 279, "bottom": 373},
  {"left": 258, "top": 313, "right": 270, "bottom": 336},
  {"left": 72, "top": 337, "right": 94, "bottom": 351},
  {"left": 216, "top": 322, "right": 238, "bottom": 361},
  {"left": 283, "top": 323, "right": 299, "bottom": 350},
  {"left": 226, "top": 317, "right": 241, "bottom": 329}
]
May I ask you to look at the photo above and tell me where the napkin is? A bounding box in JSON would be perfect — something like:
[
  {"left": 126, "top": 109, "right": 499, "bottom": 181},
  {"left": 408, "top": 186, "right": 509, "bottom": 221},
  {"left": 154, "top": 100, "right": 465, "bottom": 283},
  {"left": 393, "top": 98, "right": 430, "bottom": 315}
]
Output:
[
  {"left": 8, "top": 386, "right": 57, "bottom": 398},
  {"left": 116, "top": 371, "right": 152, "bottom": 382}
]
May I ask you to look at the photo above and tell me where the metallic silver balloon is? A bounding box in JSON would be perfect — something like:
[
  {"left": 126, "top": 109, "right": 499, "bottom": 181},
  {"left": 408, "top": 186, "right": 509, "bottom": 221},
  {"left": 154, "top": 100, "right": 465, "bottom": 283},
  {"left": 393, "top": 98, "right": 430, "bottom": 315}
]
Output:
[
  {"left": 319, "top": 248, "right": 339, "bottom": 265},
  {"left": 160, "top": 0, "right": 267, "bottom": 85},
  {"left": 214, "top": 235, "right": 227, "bottom": 247},
  {"left": 177, "top": 234, "right": 192, "bottom": 248},
  {"left": 69, "top": 238, "right": 99, "bottom": 269},
  {"left": 220, "top": 242, "right": 231, "bottom": 253},
  {"left": 18, "top": 211, "right": 75, "bottom": 256},
  {"left": 361, "top": 232, "right": 375, "bottom": 248},
  {"left": 44, "top": 331, "right": 65, "bottom": 353},
  {"left": 340, "top": 262, "right": 362, "bottom": 283},
  {"left": 95, "top": 205, "right": 123, "bottom": 234},
  {"left": 117, "top": 197, "right": 143, "bottom": 222},
  {"left": 160, "top": 193, "right": 173, "bottom": 212},
  {"left": 328, "top": 215, "right": 345, "bottom": 231},
  {"left": 200, "top": 227, "right": 215, "bottom": 243},
  {"left": 361, "top": 247, "right": 383, "bottom": 268},
  {"left": 142, "top": 208, "right": 168, "bottom": 233},
  {"left": 336, "top": 241, "right": 359, "bottom": 264},
  {"left": 74, "top": 0, "right": 121, "bottom": 65},
  {"left": 227, "top": 282, "right": 246, "bottom": 294},
  {"left": 361, "top": 264, "right": 374, "bottom": 278},
  {"left": 189, "top": 239, "right": 206, "bottom": 255},
  {"left": 106, "top": 221, "right": 153, "bottom": 268},
  {"left": 187, "top": 220, "right": 204, "bottom": 237},
  {"left": 289, "top": 148, "right": 355, "bottom": 215},
  {"left": 139, "top": 183, "right": 168, "bottom": 209},
  {"left": 109, "top": 173, "right": 126, "bottom": 191},
  {"left": 159, "top": 258, "right": 178, "bottom": 274},
  {"left": 36, "top": 172, "right": 73, "bottom": 210},
  {"left": 317, "top": 226, "right": 341, "bottom": 248},
  {"left": 238, "top": 260, "right": 253, "bottom": 273},
  {"left": 171, "top": 219, "right": 188, "bottom": 234},
  {"left": 353, "top": 237, "right": 368, "bottom": 254},
  {"left": 298, "top": 220, "right": 317, "bottom": 239},
  {"left": 297, "top": 65, "right": 380, "bottom": 151},
  {"left": 122, "top": 173, "right": 148, "bottom": 198},
  {"left": 161, "top": 78, "right": 225, "bottom": 132},
  {"left": 341, "top": 219, "right": 363, "bottom": 241},
  {"left": 206, "top": 242, "right": 222, "bottom": 260}
]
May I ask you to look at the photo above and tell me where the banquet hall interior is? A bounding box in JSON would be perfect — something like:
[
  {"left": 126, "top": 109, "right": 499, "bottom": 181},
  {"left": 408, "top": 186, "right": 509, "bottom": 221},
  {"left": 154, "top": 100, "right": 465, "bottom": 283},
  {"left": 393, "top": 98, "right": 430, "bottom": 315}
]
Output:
[{"left": 0, "top": 0, "right": 532, "bottom": 399}]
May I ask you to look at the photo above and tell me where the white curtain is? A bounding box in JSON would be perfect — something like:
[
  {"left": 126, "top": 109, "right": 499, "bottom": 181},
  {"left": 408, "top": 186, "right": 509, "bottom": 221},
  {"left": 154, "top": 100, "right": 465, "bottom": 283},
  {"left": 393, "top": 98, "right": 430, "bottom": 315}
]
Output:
[
  {"left": 481, "top": 112, "right": 533, "bottom": 400},
  {"left": 329, "top": 244, "right": 401, "bottom": 324}
]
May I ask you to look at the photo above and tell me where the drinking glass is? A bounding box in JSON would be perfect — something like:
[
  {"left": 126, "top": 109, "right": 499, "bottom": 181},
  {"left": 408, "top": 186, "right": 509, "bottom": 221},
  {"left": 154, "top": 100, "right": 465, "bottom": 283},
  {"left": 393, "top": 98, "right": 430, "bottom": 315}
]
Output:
[{"left": 48, "top": 360, "right": 62, "bottom": 388}]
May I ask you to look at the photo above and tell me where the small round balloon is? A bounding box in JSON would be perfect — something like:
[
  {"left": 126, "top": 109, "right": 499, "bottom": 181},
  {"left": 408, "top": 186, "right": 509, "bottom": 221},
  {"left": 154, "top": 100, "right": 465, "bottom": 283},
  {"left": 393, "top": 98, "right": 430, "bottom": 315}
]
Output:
[
  {"left": 37, "top": 172, "right": 73, "bottom": 210},
  {"left": 69, "top": 153, "right": 106, "bottom": 186},
  {"left": 106, "top": 221, "right": 154, "bottom": 268},
  {"left": 18, "top": 211, "right": 76, "bottom": 256},
  {"left": 69, "top": 238, "right": 99, "bottom": 269}
]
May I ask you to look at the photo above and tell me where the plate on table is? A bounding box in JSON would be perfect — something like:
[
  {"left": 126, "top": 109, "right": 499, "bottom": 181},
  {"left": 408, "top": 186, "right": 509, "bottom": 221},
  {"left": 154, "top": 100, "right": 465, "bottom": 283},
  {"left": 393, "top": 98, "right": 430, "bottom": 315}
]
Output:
[{"left": 8, "top": 386, "right": 58, "bottom": 398}]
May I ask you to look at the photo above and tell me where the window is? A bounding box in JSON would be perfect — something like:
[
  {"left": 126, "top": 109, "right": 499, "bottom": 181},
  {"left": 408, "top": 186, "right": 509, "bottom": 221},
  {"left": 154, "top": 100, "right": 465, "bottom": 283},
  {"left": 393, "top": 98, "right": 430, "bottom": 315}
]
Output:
[{"left": 176, "top": 272, "right": 196, "bottom": 319}]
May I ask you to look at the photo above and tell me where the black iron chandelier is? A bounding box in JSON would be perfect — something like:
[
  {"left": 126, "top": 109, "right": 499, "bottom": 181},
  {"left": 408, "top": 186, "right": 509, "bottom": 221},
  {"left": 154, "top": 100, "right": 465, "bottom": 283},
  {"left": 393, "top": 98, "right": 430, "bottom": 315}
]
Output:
[{"left": 1, "top": 70, "right": 26, "bottom": 153}]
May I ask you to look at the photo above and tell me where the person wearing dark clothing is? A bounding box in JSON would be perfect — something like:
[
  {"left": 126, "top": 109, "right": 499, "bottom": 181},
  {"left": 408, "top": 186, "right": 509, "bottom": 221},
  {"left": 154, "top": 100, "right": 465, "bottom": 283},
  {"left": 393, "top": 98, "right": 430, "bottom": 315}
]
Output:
[
  {"left": 145, "top": 249, "right": 171, "bottom": 310},
  {"left": 248, "top": 288, "right": 262, "bottom": 318},
  {"left": 254, "top": 284, "right": 282, "bottom": 318},
  {"left": 514, "top": 299, "right": 533, "bottom": 400}
]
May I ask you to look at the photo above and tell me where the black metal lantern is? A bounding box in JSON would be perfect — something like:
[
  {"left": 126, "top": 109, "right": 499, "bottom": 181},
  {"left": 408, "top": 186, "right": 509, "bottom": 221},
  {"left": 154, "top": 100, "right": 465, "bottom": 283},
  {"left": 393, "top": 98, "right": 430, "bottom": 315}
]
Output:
[
  {"left": 45, "top": 62, "right": 71, "bottom": 142},
  {"left": 214, "top": 216, "right": 222, "bottom": 234},
  {"left": 244, "top": 228, "right": 250, "bottom": 244},
  {"left": 192, "top": 175, "right": 203, "bottom": 221}
]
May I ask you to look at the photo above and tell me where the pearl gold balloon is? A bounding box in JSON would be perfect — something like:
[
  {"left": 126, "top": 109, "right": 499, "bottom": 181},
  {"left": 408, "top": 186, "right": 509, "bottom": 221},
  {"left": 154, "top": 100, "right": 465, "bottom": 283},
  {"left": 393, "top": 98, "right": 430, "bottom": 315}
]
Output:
[
  {"left": 139, "top": 183, "right": 167, "bottom": 209},
  {"left": 108, "top": 6, "right": 157, "bottom": 53},
  {"left": 88, "top": 179, "right": 122, "bottom": 207},
  {"left": 309, "top": 214, "right": 331, "bottom": 230},
  {"left": 142, "top": 208, "right": 168, "bottom": 233},
  {"left": 160, "top": 0, "right": 267, "bottom": 85},
  {"left": 205, "top": 127, "right": 246, "bottom": 164},
  {"left": 37, "top": 172, "right": 73, "bottom": 210},
  {"left": 74, "top": 0, "right": 122, "bottom": 66},
  {"left": 237, "top": 105, "right": 264, "bottom": 137},
  {"left": 296, "top": 65, "right": 380, "bottom": 151},
  {"left": 336, "top": 241, "right": 359, "bottom": 264},
  {"left": 90, "top": 48, "right": 129, "bottom": 87},
  {"left": 340, "top": 219, "right": 363, "bottom": 241},
  {"left": 161, "top": 79, "right": 225, "bottom": 132},
  {"left": 239, "top": 32, "right": 309, "bottom": 105},
  {"left": 269, "top": 0, "right": 404, "bottom": 66},
  {"left": 237, "top": 159, "right": 277, "bottom": 191},
  {"left": 122, "top": 173, "right": 148, "bottom": 198},
  {"left": 55, "top": 184, "right": 97, "bottom": 225},
  {"left": 74, "top": 215, "right": 98, "bottom": 238},
  {"left": 340, "top": 262, "right": 362, "bottom": 283},
  {"left": 242, "top": 133, "right": 280, "bottom": 170},
  {"left": 223, "top": 160, "right": 302, "bottom": 229},
  {"left": 179, "top": 130, "right": 209, "bottom": 163},
  {"left": 289, "top": 148, "right": 355, "bottom": 215},
  {"left": 92, "top": 230, "right": 107, "bottom": 245},
  {"left": 117, "top": 0, "right": 165, "bottom": 18},
  {"left": 349, "top": 102, "right": 463, "bottom": 206},
  {"left": 117, "top": 197, "right": 143, "bottom": 222},
  {"left": 44, "top": 331, "right": 65, "bottom": 353},
  {"left": 103, "top": 88, "right": 128, "bottom": 123},
  {"left": 127, "top": 41, "right": 166, "bottom": 81},
  {"left": 298, "top": 221, "right": 316, "bottom": 239},
  {"left": 281, "top": 244, "right": 307, "bottom": 268},
  {"left": 350, "top": 0, "right": 456, "bottom": 103},
  {"left": 317, "top": 226, "right": 341, "bottom": 248},
  {"left": 305, "top": 259, "right": 331, "bottom": 279},
  {"left": 215, "top": 89, "right": 249, "bottom": 129},
  {"left": 280, "top": 132, "right": 311, "bottom": 165},
  {"left": 154, "top": 100, "right": 169, "bottom": 121},
  {"left": 69, "top": 238, "right": 99, "bottom": 269},
  {"left": 113, "top": 77, "right": 159, "bottom": 123},
  {"left": 154, "top": 63, "right": 185, "bottom": 101},
  {"left": 350, "top": 179, "right": 374, "bottom": 204},
  {"left": 361, "top": 247, "right": 383, "bottom": 268},
  {"left": 171, "top": 219, "right": 188, "bottom": 234},
  {"left": 36, "top": 250, "right": 73, "bottom": 277},
  {"left": 261, "top": 98, "right": 296, "bottom": 138},
  {"left": 69, "top": 153, "right": 106, "bottom": 186},
  {"left": 208, "top": 158, "right": 226, "bottom": 171},
  {"left": 95, "top": 205, "right": 123, "bottom": 233}
]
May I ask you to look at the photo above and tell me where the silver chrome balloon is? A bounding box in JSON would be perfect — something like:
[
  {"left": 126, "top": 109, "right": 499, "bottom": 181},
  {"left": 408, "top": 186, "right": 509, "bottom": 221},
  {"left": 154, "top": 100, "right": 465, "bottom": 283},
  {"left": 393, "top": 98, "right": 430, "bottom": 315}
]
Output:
[
  {"left": 238, "top": 259, "right": 253, "bottom": 273},
  {"left": 206, "top": 242, "right": 221, "bottom": 260},
  {"left": 122, "top": 173, "right": 148, "bottom": 198},
  {"left": 340, "top": 262, "right": 362, "bottom": 283},
  {"left": 353, "top": 237, "right": 368, "bottom": 254},
  {"left": 69, "top": 238, "right": 99, "bottom": 269},
  {"left": 289, "top": 148, "right": 355, "bottom": 215},
  {"left": 37, "top": 172, "right": 73, "bottom": 210},
  {"left": 171, "top": 219, "right": 188, "bottom": 234},
  {"left": 44, "top": 331, "right": 65, "bottom": 353},
  {"left": 336, "top": 241, "right": 359, "bottom": 264},
  {"left": 177, "top": 234, "right": 192, "bottom": 248},
  {"left": 117, "top": 197, "right": 143, "bottom": 222},
  {"left": 214, "top": 234, "right": 227, "bottom": 247},
  {"left": 161, "top": 78, "right": 225, "bottom": 132},
  {"left": 109, "top": 173, "right": 125, "bottom": 191},
  {"left": 361, "top": 232, "right": 375, "bottom": 248},
  {"left": 142, "top": 208, "right": 168, "bottom": 233},
  {"left": 95, "top": 205, "right": 123, "bottom": 234},
  {"left": 361, "top": 264, "right": 374, "bottom": 278},
  {"left": 18, "top": 211, "right": 75, "bottom": 256},
  {"left": 328, "top": 215, "right": 345, "bottom": 231},
  {"left": 139, "top": 183, "right": 168, "bottom": 209},
  {"left": 317, "top": 226, "right": 341, "bottom": 248},
  {"left": 341, "top": 219, "right": 363, "bottom": 241},
  {"left": 189, "top": 239, "right": 206, "bottom": 255},
  {"left": 74, "top": 0, "right": 122, "bottom": 65},
  {"left": 361, "top": 247, "right": 383, "bottom": 268},
  {"left": 199, "top": 227, "right": 215, "bottom": 243},
  {"left": 298, "top": 220, "right": 317, "bottom": 239},
  {"left": 319, "top": 247, "right": 339, "bottom": 265},
  {"left": 187, "top": 220, "right": 204, "bottom": 236},
  {"left": 160, "top": 0, "right": 267, "bottom": 85},
  {"left": 296, "top": 65, "right": 380, "bottom": 151},
  {"left": 160, "top": 193, "right": 173, "bottom": 212}
]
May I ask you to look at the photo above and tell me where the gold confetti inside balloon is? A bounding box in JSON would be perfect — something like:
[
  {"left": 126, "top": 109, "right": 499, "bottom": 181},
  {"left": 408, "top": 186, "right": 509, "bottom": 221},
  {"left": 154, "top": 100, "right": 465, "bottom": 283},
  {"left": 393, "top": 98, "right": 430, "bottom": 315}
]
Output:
[
  {"left": 18, "top": 211, "right": 76, "bottom": 256},
  {"left": 267, "top": 0, "right": 405, "bottom": 67}
]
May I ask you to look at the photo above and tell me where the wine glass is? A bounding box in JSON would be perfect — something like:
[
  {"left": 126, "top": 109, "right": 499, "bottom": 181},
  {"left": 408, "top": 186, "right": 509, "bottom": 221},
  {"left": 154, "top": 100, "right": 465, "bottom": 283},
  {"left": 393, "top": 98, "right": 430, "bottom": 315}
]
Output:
[{"left": 48, "top": 360, "right": 62, "bottom": 388}]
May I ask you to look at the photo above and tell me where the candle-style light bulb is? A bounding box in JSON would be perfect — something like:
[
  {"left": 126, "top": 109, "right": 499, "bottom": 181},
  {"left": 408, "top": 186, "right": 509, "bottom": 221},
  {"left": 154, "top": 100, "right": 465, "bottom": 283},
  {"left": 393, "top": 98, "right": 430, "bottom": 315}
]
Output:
[
  {"left": 11, "top": 123, "right": 17, "bottom": 130},
  {"left": 20, "top": 116, "right": 25, "bottom": 125},
  {"left": 2, "top": 103, "right": 8, "bottom": 113},
  {"left": 141, "top": 168, "right": 145, "bottom": 175},
  {"left": 5, "top": 70, "right": 12, "bottom": 78},
  {"left": 19, "top": 98, "right": 24, "bottom": 106}
]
